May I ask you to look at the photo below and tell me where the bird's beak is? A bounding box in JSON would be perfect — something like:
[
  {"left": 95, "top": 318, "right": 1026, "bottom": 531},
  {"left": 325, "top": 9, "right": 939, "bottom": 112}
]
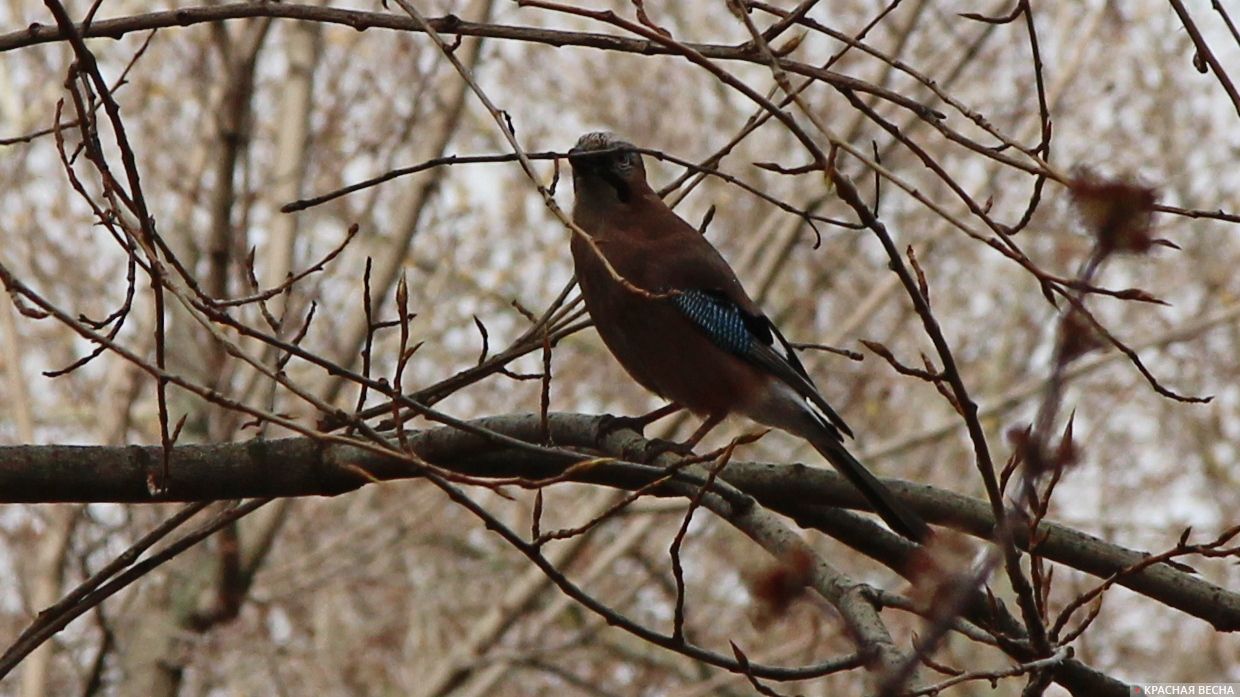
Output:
[
  {"left": 566, "top": 149, "right": 604, "bottom": 173},
  {"left": 567, "top": 150, "right": 632, "bottom": 203}
]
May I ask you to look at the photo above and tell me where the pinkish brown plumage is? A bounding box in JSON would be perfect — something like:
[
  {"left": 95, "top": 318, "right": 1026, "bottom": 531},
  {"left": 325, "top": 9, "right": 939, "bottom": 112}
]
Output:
[{"left": 567, "top": 132, "right": 929, "bottom": 542}]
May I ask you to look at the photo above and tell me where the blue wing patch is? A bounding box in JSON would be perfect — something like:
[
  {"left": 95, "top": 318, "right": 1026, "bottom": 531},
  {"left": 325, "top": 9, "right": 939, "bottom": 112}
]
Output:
[
  {"left": 671, "top": 290, "right": 754, "bottom": 355},
  {"left": 671, "top": 289, "right": 855, "bottom": 438}
]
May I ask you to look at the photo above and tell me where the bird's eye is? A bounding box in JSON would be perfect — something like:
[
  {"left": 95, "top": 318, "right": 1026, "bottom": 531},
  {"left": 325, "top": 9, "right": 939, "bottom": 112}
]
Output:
[{"left": 614, "top": 151, "right": 635, "bottom": 171}]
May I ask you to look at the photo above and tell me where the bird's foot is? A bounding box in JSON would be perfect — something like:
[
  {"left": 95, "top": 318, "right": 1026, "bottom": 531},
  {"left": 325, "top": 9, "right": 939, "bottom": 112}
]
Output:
[
  {"left": 597, "top": 403, "right": 683, "bottom": 437},
  {"left": 638, "top": 437, "right": 698, "bottom": 463},
  {"left": 597, "top": 414, "right": 678, "bottom": 462},
  {"left": 597, "top": 405, "right": 704, "bottom": 463},
  {"left": 597, "top": 413, "right": 654, "bottom": 437},
  {"left": 597, "top": 420, "right": 695, "bottom": 462}
]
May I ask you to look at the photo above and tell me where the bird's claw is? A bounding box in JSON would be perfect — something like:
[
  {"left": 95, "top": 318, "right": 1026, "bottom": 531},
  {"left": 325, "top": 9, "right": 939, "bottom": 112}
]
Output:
[
  {"left": 597, "top": 413, "right": 651, "bottom": 436},
  {"left": 636, "top": 437, "right": 697, "bottom": 463},
  {"left": 597, "top": 408, "right": 697, "bottom": 462}
]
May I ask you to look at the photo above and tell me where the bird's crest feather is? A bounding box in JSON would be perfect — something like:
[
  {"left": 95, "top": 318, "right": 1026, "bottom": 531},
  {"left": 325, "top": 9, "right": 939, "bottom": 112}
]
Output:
[{"left": 571, "top": 131, "right": 635, "bottom": 154}]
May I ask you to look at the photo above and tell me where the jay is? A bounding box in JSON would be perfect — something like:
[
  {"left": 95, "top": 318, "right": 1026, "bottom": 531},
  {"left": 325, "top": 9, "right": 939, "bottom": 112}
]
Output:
[{"left": 567, "top": 132, "right": 929, "bottom": 543}]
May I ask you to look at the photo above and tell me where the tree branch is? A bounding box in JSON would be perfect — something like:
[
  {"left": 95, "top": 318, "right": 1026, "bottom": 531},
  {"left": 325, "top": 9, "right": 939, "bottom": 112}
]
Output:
[{"left": 0, "top": 412, "right": 1234, "bottom": 634}]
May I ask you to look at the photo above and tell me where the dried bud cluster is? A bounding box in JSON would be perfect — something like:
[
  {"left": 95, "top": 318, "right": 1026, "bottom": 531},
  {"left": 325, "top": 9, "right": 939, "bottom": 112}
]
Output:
[
  {"left": 747, "top": 548, "right": 814, "bottom": 622},
  {"left": 904, "top": 530, "right": 979, "bottom": 609},
  {"left": 1007, "top": 416, "right": 1080, "bottom": 479},
  {"left": 1068, "top": 170, "right": 1159, "bottom": 255},
  {"left": 1057, "top": 307, "right": 1106, "bottom": 363}
]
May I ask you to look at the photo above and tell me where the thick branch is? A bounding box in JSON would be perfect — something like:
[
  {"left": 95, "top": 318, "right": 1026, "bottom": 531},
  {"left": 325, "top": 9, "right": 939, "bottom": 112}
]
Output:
[{"left": 2, "top": 412, "right": 1236, "bottom": 633}]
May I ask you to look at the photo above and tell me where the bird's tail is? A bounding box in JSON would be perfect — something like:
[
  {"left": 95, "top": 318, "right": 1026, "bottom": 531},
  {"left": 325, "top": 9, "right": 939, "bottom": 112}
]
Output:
[{"left": 806, "top": 430, "right": 930, "bottom": 543}]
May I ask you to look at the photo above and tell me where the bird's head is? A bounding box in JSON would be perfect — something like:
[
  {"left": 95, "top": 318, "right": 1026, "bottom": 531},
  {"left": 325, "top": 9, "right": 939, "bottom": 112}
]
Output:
[{"left": 568, "top": 132, "right": 647, "bottom": 209}]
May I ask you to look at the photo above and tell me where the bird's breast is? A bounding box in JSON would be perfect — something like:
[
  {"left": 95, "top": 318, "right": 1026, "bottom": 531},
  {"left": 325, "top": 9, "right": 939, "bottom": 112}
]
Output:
[{"left": 570, "top": 236, "right": 764, "bottom": 416}]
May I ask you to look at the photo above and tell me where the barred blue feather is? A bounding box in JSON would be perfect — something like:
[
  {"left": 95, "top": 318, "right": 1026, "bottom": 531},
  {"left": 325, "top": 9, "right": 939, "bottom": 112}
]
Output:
[{"left": 670, "top": 290, "right": 754, "bottom": 356}]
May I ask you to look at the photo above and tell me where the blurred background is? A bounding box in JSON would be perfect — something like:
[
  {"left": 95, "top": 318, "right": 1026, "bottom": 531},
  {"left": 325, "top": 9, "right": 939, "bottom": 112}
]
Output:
[{"left": 0, "top": 0, "right": 1238, "bottom": 694}]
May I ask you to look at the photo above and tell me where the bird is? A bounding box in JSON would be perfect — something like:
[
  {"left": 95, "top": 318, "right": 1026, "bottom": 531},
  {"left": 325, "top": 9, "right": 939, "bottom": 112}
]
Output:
[{"left": 566, "top": 131, "right": 930, "bottom": 543}]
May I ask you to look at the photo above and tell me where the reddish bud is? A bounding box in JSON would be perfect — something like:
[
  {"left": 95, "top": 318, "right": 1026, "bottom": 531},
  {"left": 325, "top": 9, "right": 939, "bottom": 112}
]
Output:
[
  {"left": 748, "top": 548, "right": 814, "bottom": 622},
  {"left": 1053, "top": 413, "right": 1081, "bottom": 472},
  {"left": 905, "top": 530, "right": 978, "bottom": 609},
  {"left": 1068, "top": 170, "right": 1158, "bottom": 255},
  {"left": 1058, "top": 308, "right": 1106, "bottom": 362}
]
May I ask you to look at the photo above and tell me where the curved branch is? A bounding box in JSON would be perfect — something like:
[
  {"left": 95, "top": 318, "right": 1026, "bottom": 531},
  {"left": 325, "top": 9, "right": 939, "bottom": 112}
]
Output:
[
  {"left": 1, "top": 411, "right": 1236, "bottom": 634},
  {"left": 0, "top": 4, "right": 936, "bottom": 122}
]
